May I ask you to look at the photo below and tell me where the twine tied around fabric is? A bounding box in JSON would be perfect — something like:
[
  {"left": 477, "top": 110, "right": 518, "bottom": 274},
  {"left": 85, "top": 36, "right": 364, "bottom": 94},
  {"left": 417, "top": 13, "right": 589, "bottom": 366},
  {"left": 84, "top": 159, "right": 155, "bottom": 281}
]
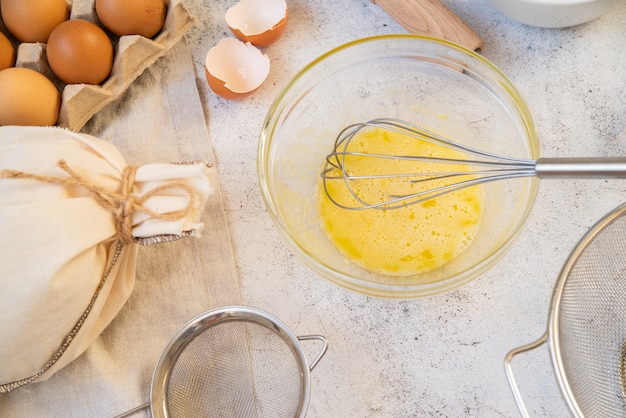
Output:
[{"left": 1, "top": 160, "right": 197, "bottom": 245}]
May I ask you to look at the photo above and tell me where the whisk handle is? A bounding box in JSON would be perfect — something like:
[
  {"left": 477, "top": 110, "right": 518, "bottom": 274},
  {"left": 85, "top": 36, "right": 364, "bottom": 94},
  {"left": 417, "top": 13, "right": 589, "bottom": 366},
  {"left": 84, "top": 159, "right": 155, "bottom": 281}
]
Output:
[{"left": 536, "top": 157, "right": 626, "bottom": 178}]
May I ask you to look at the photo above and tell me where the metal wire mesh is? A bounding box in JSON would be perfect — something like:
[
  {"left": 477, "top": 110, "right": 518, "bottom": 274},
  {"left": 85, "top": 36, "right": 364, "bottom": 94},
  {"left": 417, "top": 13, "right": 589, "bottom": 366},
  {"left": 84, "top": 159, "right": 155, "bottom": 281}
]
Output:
[
  {"left": 556, "top": 210, "right": 626, "bottom": 417},
  {"left": 165, "top": 320, "right": 303, "bottom": 418}
]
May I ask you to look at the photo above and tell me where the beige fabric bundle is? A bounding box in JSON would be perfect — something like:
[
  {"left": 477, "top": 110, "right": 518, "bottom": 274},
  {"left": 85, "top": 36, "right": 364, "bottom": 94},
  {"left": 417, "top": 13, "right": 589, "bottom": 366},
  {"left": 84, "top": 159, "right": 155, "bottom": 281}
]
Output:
[{"left": 0, "top": 126, "right": 212, "bottom": 392}]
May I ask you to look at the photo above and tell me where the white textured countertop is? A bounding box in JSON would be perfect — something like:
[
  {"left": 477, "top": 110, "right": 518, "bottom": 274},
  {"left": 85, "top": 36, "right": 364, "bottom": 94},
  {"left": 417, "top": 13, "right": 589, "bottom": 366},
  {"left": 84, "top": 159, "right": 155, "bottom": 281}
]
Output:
[
  {"left": 0, "top": 1, "right": 624, "bottom": 417},
  {"left": 3, "top": 0, "right": 615, "bottom": 416},
  {"left": 182, "top": 0, "right": 626, "bottom": 416}
]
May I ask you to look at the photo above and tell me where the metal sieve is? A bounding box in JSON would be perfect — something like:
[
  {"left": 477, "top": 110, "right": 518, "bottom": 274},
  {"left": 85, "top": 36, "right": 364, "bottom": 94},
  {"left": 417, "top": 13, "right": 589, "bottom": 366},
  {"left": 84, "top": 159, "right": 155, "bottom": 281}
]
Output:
[
  {"left": 114, "top": 306, "right": 328, "bottom": 418},
  {"left": 505, "top": 202, "right": 626, "bottom": 417}
]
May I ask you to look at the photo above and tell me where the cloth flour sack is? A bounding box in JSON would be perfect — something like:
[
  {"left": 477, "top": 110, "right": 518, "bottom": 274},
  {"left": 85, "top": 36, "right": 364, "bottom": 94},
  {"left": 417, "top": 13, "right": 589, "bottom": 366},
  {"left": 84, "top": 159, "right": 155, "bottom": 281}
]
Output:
[{"left": 0, "top": 126, "right": 212, "bottom": 392}]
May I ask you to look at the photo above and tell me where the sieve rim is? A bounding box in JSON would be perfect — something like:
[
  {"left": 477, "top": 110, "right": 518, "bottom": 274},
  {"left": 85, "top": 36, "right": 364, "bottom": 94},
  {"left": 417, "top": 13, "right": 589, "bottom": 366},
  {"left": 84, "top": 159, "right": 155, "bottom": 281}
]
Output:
[
  {"left": 547, "top": 202, "right": 626, "bottom": 417},
  {"left": 149, "top": 305, "right": 316, "bottom": 418}
]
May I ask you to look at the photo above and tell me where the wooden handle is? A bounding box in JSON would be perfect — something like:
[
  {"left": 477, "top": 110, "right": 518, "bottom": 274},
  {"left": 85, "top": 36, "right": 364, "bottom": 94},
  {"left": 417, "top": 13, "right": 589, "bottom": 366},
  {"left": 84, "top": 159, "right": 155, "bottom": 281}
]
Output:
[{"left": 372, "top": 0, "right": 484, "bottom": 51}]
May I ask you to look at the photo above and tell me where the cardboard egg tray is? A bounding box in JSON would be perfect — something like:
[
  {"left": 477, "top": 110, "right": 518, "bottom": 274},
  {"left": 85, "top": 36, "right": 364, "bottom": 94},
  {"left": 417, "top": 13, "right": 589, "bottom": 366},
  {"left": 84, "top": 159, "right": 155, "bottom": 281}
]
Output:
[{"left": 0, "top": 0, "right": 196, "bottom": 131}]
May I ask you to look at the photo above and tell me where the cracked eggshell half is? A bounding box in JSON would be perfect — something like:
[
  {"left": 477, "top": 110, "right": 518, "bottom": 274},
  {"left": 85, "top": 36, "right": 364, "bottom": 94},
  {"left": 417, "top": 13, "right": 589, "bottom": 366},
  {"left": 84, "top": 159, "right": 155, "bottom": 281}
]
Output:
[
  {"left": 225, "top": 0, "right": 288, "bottom": 47},
  {"left": 204, "top": 37, "right": 270, "bottom": 100}
]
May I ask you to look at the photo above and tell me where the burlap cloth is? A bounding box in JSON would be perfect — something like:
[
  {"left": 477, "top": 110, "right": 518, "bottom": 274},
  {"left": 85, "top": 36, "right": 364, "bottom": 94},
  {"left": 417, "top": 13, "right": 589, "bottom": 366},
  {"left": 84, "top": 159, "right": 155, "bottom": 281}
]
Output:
[{"left": 0, "top": 38, "right": 241, "bottom": 416}]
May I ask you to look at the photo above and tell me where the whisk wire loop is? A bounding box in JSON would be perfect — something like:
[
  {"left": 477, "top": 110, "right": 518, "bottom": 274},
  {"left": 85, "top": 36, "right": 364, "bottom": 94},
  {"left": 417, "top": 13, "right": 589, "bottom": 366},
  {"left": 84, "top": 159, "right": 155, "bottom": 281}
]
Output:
[{"left": 321, "top": 118, "right": 537, "bottom": 210}]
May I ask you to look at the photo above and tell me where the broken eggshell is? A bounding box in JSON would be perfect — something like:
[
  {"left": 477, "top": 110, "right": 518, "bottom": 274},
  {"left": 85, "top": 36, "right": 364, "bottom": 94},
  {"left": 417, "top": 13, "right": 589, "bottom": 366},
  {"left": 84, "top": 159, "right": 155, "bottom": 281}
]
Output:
[
  {"left": 204, "top": 37, "right": 270, "bottom": 100},
  {"left": 225, "top": 0, "right": 288, "bottom": 47}
]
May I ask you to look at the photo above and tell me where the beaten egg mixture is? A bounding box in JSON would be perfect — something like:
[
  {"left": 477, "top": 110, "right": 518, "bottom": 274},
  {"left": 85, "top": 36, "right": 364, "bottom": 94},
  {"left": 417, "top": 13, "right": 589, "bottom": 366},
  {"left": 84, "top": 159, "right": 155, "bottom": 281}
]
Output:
[{"left": 317, "top": 126, "right": 484, "bottom": 276}]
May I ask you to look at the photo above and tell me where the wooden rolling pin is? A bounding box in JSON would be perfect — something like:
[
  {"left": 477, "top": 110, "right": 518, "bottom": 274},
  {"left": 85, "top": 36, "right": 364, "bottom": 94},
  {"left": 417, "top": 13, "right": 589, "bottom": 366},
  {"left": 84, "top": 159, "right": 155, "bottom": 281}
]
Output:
[{"left": 371, "top": 0, "right": 484, "bottom": 51}]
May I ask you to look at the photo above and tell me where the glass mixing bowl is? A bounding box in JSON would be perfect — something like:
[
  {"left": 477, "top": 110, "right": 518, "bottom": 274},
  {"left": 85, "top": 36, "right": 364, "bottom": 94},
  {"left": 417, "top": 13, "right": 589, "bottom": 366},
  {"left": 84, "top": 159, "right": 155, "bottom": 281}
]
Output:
[{"left": 258, "top": 35, "right": 539, "bottom": 298}]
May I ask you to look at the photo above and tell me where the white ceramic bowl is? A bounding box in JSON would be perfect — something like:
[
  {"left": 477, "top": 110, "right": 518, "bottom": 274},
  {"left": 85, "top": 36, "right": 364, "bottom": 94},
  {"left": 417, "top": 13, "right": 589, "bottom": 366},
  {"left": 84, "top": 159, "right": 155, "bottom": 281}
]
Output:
[{"left": 487, "top": 0, "right": 621, "bottom": 28}]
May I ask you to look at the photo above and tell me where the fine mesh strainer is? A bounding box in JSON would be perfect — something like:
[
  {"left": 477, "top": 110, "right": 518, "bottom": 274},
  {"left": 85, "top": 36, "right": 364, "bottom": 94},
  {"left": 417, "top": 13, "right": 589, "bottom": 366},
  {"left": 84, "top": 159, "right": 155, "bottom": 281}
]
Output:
[
  {"left": 115, "top": 306, "right": 328, "bottom": 418},
  {"left": 505, "top": 202, "right": 626, "bottom": 417}
]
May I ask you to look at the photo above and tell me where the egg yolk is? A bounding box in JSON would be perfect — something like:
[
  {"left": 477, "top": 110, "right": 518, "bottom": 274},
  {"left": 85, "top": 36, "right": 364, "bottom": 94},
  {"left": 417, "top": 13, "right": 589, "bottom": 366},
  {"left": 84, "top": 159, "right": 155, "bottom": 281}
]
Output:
[{"left": 316, "top": 126, "right": 484, "bottom": 276}]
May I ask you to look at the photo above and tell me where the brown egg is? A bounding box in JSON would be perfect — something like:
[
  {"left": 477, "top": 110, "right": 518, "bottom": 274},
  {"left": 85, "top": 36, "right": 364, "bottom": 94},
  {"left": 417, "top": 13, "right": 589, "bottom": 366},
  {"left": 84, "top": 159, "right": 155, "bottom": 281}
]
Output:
[
  {"left": 0, "top": 67, "right": 60, "bottom": 126},
  {"left": 1, "top": 0, "right": 69, "bottom": 43},
  {"left": 95, "top": 0, "right": 167, "bottom": 38},
  {"left": 47, "top": 19, "right": 114, "bottom": 85},
  {"left": 0, "top": 32, "right": 16, "bottom": 70}
]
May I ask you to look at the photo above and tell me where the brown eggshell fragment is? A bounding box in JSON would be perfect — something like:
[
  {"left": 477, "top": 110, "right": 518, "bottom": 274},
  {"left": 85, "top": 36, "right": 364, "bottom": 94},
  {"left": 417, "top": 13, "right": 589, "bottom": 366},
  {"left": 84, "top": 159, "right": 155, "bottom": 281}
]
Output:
[
  {"left": 95, "top": 0, "right": 167, "bottom": 38},
  {"left": 46, "top": 19, "right": 114, "bottom": 85},
  {"left": 0, "top": 0, "right": 69, "bottom": 43},
  {"left": 0, "top": 67, "right": 60, "bottom": 126},
  {"left": 205, "top": 38, "right": 270, "bottom": 100},
  {"left": 225, "top": 0, "right": 288, "bottom": 47},
  {"left": 0, "top": 32, "right": 16, "bottom": 70}
]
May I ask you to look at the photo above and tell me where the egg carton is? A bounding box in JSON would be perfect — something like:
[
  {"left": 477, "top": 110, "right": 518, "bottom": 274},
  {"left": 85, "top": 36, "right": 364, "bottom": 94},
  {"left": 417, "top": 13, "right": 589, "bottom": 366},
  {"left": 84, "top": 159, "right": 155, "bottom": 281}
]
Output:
[{"left": 2, "top": 0, "right": 196, "bottom": 131}]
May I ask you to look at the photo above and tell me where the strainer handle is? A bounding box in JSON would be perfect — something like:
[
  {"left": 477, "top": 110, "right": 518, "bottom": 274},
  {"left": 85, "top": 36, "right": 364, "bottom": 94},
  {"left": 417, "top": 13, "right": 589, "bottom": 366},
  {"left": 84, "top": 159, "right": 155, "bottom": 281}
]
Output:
[
  {"left": 298, "top": 335, "right": 328, "bottom": 371},
  {"left": 504, "top": 333, "right": 549, "bottom": 418},
  {"left": 112, "top": 401, "right": 149, "bottom": 418}
]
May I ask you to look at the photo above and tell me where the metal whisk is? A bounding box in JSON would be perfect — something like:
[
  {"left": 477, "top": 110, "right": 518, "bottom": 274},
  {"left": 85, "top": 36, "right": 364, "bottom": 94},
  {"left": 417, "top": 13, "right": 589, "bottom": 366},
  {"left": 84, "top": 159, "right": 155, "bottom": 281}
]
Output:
[{"left": 321, "top": 118, "right": 626, "bottom": 210}]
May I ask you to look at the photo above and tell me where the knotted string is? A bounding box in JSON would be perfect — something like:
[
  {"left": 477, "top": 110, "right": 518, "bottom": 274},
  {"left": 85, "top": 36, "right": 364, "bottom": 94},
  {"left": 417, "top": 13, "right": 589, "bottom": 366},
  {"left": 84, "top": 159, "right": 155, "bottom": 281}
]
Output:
[{"left": 1, "top": 160, "right": 198, "bottom": 245}]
